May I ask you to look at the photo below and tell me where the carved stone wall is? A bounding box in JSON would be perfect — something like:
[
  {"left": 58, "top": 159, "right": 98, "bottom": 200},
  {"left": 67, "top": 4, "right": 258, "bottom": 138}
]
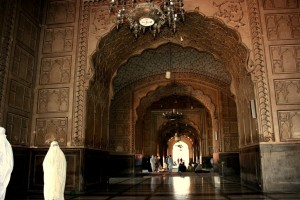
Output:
[
  {"left": 0, "top": 0, "right": 42, "bottom": 146},
  {"left": 257, "top": 0, "right": 300, "bottom": 143},
  {"left": 32, "top": 0, "right": 80, "bottom": 147},
  {"left": 109, "top": 91, "right": 132, "bottom": 153}
]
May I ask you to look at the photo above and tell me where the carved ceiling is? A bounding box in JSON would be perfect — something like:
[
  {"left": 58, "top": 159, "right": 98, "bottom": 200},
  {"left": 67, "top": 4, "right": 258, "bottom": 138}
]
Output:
[{"left": 113, "top": 43, "right": 231, "bottom": 94}]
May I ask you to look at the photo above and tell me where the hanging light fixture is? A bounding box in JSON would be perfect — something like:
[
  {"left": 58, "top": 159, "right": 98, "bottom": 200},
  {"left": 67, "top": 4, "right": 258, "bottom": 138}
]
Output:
[
  {"left": 162, "top": 108, "right": 183, "bottom": 120},
  {"left": 109, "top": 0, "right": 185, "bottom": 39}
]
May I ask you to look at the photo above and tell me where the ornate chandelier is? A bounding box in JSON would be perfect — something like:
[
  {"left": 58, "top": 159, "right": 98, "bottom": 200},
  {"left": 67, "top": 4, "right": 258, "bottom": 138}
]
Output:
[
  {"left": 162, "top": 108, "right": 183, "bottom": 121},
  {"left": 109, "top": 0, "right": 185, "bottom": 38}
]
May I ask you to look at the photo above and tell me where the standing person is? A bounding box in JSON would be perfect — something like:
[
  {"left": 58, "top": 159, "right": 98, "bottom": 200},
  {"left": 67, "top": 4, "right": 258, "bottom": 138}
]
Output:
[
  {"left": 167, "top": 155, "right": 173, "bottom": 172},
  {"left": 150, "top": 155, "right": 156, "bottom": 172},
  {"left": 0, "top": 127, "right": 14, "bottom": 200},
  {"left": 43, "top": 141, "right": 67, "bottom": 200}
]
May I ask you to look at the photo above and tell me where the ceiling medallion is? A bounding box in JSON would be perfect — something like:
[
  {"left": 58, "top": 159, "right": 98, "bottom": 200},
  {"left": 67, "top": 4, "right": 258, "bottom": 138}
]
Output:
[{"left": 109, "top": 0, "right": 185, "bottom": 39}]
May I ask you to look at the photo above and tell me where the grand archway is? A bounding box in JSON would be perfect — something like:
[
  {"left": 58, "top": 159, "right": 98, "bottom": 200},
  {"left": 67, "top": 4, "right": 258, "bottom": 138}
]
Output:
[{"left": 87, "top": 11, "right": 254, "bottom": 186}]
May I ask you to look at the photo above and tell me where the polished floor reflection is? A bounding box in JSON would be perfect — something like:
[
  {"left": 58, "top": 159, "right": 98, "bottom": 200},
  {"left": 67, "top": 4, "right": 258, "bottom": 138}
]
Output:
[{"left": 7, "top": 172, "right": 300, "bottom": 200}]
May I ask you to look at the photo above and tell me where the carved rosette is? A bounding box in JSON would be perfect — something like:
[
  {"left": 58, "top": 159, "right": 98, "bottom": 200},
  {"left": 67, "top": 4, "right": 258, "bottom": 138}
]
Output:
[{"left": 247, "top": 0, "right": 274, "bottom": 142}]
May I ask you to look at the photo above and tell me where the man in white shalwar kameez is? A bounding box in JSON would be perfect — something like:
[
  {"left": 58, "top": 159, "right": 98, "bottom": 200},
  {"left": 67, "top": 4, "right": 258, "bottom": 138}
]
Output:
[
  {"left": 0, "top": 127, "right": 14, "bottom": 200},
  {"left": 43, "top": 141, "right": 67, "bottom": 200}
]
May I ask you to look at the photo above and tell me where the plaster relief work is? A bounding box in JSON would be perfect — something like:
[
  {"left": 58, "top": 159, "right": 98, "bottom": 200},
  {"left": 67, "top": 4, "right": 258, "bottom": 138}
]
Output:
[
  {"left": 270, "top": 45, "right": 300, "bottom": 73},
  {"left": 17, "top": 14, "right": 38, "bottom": 50},
  {"left": 266, "top": 13, "right": 300, "bottom": 40},
  {"left": 274, "top": 79, "right": 300, "bottom": 104},
  {"left": 213, "top": 0, "right": 245, "bottom": 28},
  {"left": 263, "top": 0, "right": 299, "bottom": 9},
  {"left": 46, "top": 0, "right": 76, "bottom": 24},
  {"left": 36, "top": 118, "right": 68, "bottom": 146},
  {"left": 247, "top": 0, "right": 274, "bottom": 141},
  {"left": 12, "top": 45, "right": 34, "bottom": 83},
  {"left": 43, "top": 27, "right": 74, "bottom": 53},
  {"left": 6, "top": 113, "right": 29, "bottom": 145},
  {"left": 40, "top": 56, "right": 71, "bottom": 84},
  {"left": 278, "top": 111, "right": 300, "bottom": 140},
  {"left": 37, "top": 88, "right": 69, "bottom": 113},
  {"left": 9, "top": 80, "right": 31, "bottom": 112},
  {"left": 90, "top": 5, "right": 114, "bottom": 36}
]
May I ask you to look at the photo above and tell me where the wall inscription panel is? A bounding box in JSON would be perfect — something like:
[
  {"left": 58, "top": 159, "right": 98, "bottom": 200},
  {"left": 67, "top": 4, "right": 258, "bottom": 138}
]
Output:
[
  {"left": 42, "top": 27, "right": 74, "bottom": 53},
  {"left": 37, "top": 88, "right": 69, "bottom": 113},
  {"left": 274, "top": 79, "right": 300, "bottom": 104},
  {"left": 6, "top": 113, "right": 29, "bottom": 145},
  {"left": 9, "top": 80, "right": 31, "bottom": 112},
  {"left": 46, "top": 0, "right": 76, "bottom": 24},
  {"left": 265, "top": 13, "right": 300, "bottom": 40},
  {"left": 40, "top": 56, "right": 71, "bottom": 84},
  {"left": 270, "top": 45, "right": 300, "bottom": 73},
  {"left": 12, "top": 45, "right": 34, "bottom": 83},
  {"left": 278, "top": 110, "right": 300, "bottom": 141},
  {"left": 17, "top": 14, "right": 38, "bottom": 50},
  {"left": 36, "top": 118, "right": 68, "bottom": 146}
]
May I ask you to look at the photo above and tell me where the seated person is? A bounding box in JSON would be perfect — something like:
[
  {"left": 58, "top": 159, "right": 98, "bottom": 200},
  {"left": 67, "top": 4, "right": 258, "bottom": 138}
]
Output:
[
  {"left": 194, "top": 163, "right": 202, "bottom": 173},
  {"left": 178, "top": 162, "right": 187, "bottom": 172}
]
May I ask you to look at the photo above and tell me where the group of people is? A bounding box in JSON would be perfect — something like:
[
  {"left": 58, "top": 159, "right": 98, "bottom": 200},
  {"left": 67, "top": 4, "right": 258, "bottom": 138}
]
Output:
[
  {"left": 149, "top": 155, "right": 175, "bottom": 173},
  {"left": 0, "top": 126, "right": 67, "bottom": 200}
]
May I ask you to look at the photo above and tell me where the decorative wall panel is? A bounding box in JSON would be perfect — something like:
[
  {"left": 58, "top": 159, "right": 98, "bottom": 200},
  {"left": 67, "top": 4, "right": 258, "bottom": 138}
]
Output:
[
  {"left": 42, "top": 27, "right": 74, "bottom": 53},
  {"left": 6, "top": 113, "right": 29, "bottom": 145},
  {"left": 21, "top": 0, "right": 42, "bottom": 19},
  {"left": 274, "top": 79, "right": 300, "bottom": 104},
  {"left": 12, "top": 45, "right": 34, "bottom": 83},
  {"left": 37, "top": 88, "right": 69, "bottom": 113},
  {"left": 9, "top": 80, "right": 31, "bottom": 112},
  {"left": 40, "top": 56, "right": 71, "bottom": 84},
  {"left": 265, "top": 13, "right": 300, "bottom": 40},
  {"left": 46, "top": 0, "right": 76, "bottom": 24},
  {"left": 35, "top": 118, "right": 68, "bottom": 146},
  {"left": 263, "top": 0, "right": 299, "bottom": 9},
  {"left": 17, "top": 14, "right": 38, "bottom": 50},
  {"left": 278, "top": 110, "right": 300, "bottom": 141},
  {"left": 270, "top": 45, "right": 300, "bottom": 73}
]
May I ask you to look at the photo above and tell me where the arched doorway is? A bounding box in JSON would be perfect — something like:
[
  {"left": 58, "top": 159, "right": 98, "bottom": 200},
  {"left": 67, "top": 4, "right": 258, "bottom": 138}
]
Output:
[{"left": 172, "top": 141, "right": 189, "bottom": 168}]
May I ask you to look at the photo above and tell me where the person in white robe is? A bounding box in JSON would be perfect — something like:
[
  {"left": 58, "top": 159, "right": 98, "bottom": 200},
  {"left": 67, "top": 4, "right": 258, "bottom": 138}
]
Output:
[
  {"left": 43, "top": 141, "right": 67, "bottom": 200},
  {"left": 0, "top": 127, "right": 14, "bottom": 200},
  {"left": 150, "top": 155, "right": 156, "bottom": 172}
]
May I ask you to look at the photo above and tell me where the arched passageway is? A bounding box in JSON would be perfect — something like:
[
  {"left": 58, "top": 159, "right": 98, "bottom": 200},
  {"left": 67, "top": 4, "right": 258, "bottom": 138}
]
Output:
[{"left": 87, "top": 11, "right": 254, "bottom": 183}]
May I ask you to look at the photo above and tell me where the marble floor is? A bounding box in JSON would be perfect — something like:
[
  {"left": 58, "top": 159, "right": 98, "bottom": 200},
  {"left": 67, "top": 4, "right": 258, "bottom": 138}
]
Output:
[{"left": 6, "top": 172, "right": 300, "bottom": 200}]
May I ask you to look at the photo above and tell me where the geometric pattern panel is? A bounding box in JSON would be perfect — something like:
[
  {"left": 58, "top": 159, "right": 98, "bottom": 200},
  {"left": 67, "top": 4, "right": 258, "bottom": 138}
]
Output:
[
  {"left": 265, "top": 12, "right": 300, "bottom": 40},
  {"left": 12, "top": 45, "right": 34, "bottom": 83},
  {"left": 278, "top": 110, "right": 300, "bottom": 141},
  {"left": 17, "top": 14, "right": 38, "bottom": 50},
  {"left": 42, "top": 27, "right": 74, "bottom": 53},
  {"left": 46, "top": 0, "right": 76, "bottom": 24},
  {"left": 35, "top": 118, "right": 68, "bottom": 146},
  {"left": 9, "top": 80, "right": 32, "bottom": 112},
  {"left": 274, "top": 79, "right": 300, "bottom": 104},
  {"left": 270, "top": 45, "right": 300, "bottom": 73},
  {"left": 6, "top": 113, "right": 29, "bottom": 145},
  {"left": 37, "top": 88, "right": 69, "bottom": 113},
  {"left": 40, "top": 56, "right": 71, "bottom": 84}
]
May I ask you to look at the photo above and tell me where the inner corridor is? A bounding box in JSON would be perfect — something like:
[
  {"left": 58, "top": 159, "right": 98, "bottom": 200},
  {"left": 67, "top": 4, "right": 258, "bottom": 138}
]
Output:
[{"left": 7, "top": 173, "right": 300, "bottom": 200}]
